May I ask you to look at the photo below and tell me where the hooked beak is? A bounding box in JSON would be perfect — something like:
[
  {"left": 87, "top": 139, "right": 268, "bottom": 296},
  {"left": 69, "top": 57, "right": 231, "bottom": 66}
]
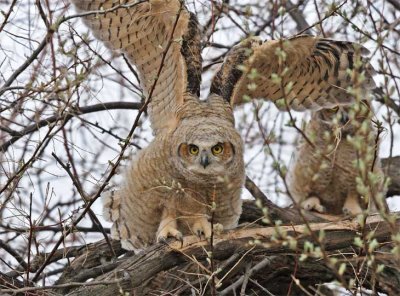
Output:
[
  {"left": 200, "top": 151, "right": 210, "bottom": 168},
  {"left": 340, "top": 112, "right": 349, "bottom": 125}
]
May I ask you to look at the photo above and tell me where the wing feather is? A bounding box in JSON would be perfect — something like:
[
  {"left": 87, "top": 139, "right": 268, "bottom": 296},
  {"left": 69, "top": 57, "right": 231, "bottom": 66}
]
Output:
[
  {"left": 210, "top": 35, "right": 375, "bottom": 110},
  {"left": 71, "top": 0, "right": 202, "bottom": 133}
]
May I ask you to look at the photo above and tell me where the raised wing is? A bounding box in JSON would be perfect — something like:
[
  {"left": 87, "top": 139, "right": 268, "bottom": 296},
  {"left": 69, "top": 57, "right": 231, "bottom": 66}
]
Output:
[
  {"left": 210, "top": 35, "right": 375, "bottom": 111},
  {"left": 71, "top": 0, "right": 202, "bottom": 133}
]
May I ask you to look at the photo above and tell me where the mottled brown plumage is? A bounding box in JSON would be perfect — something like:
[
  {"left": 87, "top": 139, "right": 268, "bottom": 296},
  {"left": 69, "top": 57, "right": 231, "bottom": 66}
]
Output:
[
  {"left": 71, "top": 0, "right": 377, "bottom": 249},
  {"left": 211, "top": 36, "right": 375, "bottom": 110},
  {"left": 286, "top": 104, "right": 385, "bottom": 215},
  {"left": 72, "top": 0, "right": 244, "bottom": 251},
  {"left": 72, "top": 0, "right": 199, "bottom": 134},
  {"left": 103, "top": 95, "right": 244, "bottom": 250}
]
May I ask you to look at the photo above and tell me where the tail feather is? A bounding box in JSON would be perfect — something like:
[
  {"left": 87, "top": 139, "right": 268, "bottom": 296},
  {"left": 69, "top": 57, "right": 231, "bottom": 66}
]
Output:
[
  {"left": 102, "top": 190, "right": 147, "bottom": 252},
  {"left": 102, "top": 190, "right": 121, "bottom": 222}
]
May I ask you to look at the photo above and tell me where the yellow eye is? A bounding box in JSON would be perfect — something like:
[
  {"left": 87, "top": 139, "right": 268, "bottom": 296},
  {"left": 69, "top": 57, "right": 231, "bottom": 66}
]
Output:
[
  {"left": 328, "top": 106, "right": 339, "bottom": 113},
  {"left": 211, "top": 144, "right": 224, "bottom": 155},
  {"left": 189, "top": 145, "right": 199, "bottom": 155}
]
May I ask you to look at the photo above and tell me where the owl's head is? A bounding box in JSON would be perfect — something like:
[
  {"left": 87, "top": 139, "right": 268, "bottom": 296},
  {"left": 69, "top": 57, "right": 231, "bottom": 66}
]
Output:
[
  {"left": 312, "top": 101, "right": 371, "bottom": 136},
  {"left": 313, "top": 103, "right": 371, "bottom": 135},
  {"left": 314, "top": 107, "right": 355, "bottom": 138},
  {"left": 171, "top": 112, "right": 244, "bottom": 182},
  {"left": 315, "top": 106, "right": 350, "bottom": 126}
]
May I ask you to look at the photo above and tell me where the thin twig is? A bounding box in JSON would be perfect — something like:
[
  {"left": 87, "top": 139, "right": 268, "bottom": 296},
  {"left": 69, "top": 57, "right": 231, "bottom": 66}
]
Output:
[
  {"left": 1, "top": 101, "right": 142, "bottom": 152},
  {"left": 220, "top": 257, "right": 274, "bottom": 295},
  {"left": 51, "top": 152, "right": 115, "bottom": 257}
]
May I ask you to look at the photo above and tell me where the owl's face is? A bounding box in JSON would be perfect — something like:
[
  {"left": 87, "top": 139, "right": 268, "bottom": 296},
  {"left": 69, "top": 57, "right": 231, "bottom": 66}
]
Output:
[
  {"left": 315, "top": 104, "right": 371, "bottom": 136},
  {"left": 177, "top": 140, "right": 237, "bottom": 176},
  {"left": 317, "top": 106, "right": 349, "bottom": 125},
  {"left": 315, "top": 106, "right": 355, "bottom": 135},
  {"left": 170, "top": 102, "right": 244, "bottom": 183}
]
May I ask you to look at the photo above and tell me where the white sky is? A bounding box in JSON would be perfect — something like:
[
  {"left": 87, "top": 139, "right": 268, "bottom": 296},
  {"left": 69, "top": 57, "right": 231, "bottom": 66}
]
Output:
[{"left": 0, "top": 0, "right": 399, "bottom": 282}]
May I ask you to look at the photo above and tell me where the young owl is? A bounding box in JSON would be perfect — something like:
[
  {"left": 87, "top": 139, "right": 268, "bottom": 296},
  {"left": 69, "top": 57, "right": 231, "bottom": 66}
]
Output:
[
  {"left": 71, "top": 0, "right": 376, "bottom": 250},
  {"left": 104, "top": 96, "right": 244, "bottom": 250},
  {"left": 72, "top": 0, "right": 245, "bottom": 251},
  {"left": 286, "top": 103, "right": 385, "bottom": 215}
]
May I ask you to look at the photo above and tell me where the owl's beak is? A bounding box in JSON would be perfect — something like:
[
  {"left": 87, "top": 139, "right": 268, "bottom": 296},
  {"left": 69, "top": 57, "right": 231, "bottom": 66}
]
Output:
[
  {"left": 340, "top": 112, "right": 349, "bottom": 125},
  {"left": 200, "top": 151, "right": 210, "bottom": 168}
]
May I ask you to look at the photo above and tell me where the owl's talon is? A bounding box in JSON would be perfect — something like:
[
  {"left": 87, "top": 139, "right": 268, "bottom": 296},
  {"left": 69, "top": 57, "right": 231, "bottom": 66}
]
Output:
[
  {"left": 192, "top": 217, "right": 212, "bottom": 240},
  {"left": 342, "top": 207, "right": 359, "bottom": 216},
  {"left": 342, "top": 207, "right": 351, "bottom": 216},
  {"left": 196, "top": 229, "right": 203, "bottom": 238},
  {"left": 157, "top": 236, "right": 168, "bottom": 244},
  {"left": 316, "top": 205, "right": 326, "bottom": 213},
  {"left": 343, "top": 194, "right": 363, "bottom": 216},
  {"left": 156, "top": 224, "right": 183, "bottom": 245},
  {"left": 301, "top": 196, "right": 325, "bottom": 213},
  {"left": 178, "top": 234, "right": 184, "bottom": 247},
  {"left": 157, "top": 231, "right": 183, "bottom": 245}
]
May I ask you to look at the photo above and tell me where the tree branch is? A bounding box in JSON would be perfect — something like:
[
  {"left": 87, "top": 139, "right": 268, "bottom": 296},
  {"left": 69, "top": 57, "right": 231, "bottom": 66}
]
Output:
[
  {"left": 1, "top": 101, "right": 142, "bottom": 152},
  {"left": 383, "top": 156, "right": 400, "bottom": 197},
  {"left": 38, "top": 213, "right": 399, "bottom": 296}
]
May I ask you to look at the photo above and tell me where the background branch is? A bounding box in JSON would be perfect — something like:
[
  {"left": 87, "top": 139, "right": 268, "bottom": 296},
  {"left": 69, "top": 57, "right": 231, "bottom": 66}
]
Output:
[{"left": 10, "top": 213, "right": 395, "bottom": 296}]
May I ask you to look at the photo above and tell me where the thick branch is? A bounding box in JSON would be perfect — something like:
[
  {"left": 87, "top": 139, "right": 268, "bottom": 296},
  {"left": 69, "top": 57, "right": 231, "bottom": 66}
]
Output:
[
  {"left": 244, "top": 176, "right": 326, "bottom": 224},
  {"left": 43, "top": 213, "right": 399, "bottom": 296},
  {"left": 387, "top": 0, "right": 400, "bottom": 10},
  {"left": 286, "top": 0, "right": 312, "bottom": 34}
]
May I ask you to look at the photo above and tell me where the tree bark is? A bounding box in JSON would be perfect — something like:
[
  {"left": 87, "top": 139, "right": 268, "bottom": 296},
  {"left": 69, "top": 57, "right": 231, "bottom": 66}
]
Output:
[
  {"left": 2, "top": 156, "right": 399, "bottom": 295},
  {"left": 47, "top": 213, "right": 400, "bottom": 296},
  {"left": 383, "top": 156, "right": 400, "bottom": 197}
]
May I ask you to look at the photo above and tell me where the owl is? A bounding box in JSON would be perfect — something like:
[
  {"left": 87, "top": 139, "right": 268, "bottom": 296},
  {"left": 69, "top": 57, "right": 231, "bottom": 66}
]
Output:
[
  {"left": 286, "top": 103, "right": 385, "bottom": 215},
  {"left": 102, "top": 96, "right": 245, "bottom": 251},
  {"left": 71, "top": 0, "right": 376, "bottom": 250},
  {"left": 72, "top": 0, "right": 245, "bottom": 251}
]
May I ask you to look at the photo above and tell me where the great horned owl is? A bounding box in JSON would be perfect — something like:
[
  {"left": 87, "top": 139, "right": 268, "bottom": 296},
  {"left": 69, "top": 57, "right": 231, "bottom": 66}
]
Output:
[
  {"left": 72, "top": 0, "right": 245, "bottom": 251},
  {"left": 71, "top": 0, "right": 376, "bottom": 250},
  {"left": 103, "top": 96, "right": 244, "bottom": 250},
  {"left": 286, "top": 103, "right": 385, "bottom": 215}
]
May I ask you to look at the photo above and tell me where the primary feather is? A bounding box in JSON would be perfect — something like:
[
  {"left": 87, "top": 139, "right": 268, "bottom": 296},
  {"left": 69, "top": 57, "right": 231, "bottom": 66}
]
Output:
[{"left": 211, "top": 35, "right": 376, "bottom": 110}]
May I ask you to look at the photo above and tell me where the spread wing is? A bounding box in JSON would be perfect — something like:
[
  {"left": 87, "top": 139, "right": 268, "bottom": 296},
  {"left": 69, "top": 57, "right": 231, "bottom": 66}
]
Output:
[
  {"left": 210, "top": 35, "right": 375, "bottom": 111},
  {"left": 71, "top": 0, "right": 202, "bottom": 133}
]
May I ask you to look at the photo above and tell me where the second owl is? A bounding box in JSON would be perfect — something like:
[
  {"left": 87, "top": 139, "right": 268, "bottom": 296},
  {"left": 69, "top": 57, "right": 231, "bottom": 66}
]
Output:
[{"left": 286, "top": 103, "right": 386, "bottom": 215}]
